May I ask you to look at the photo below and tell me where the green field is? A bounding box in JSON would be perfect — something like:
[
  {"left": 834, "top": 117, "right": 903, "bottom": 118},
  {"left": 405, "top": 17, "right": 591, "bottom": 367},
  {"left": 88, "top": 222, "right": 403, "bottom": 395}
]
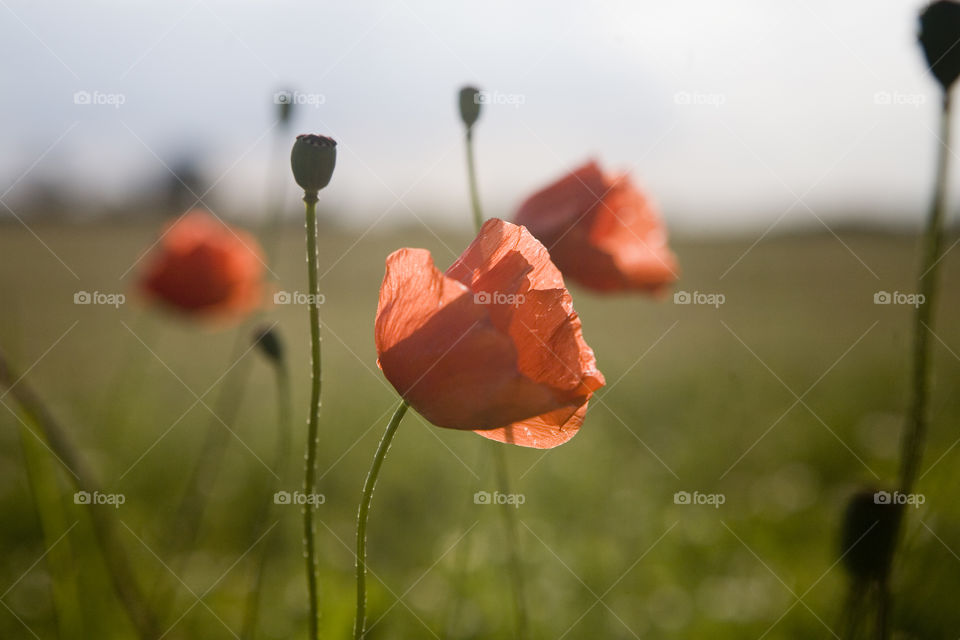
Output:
[{"left": 1, "top": 221, "right": 959, "bottom": 639}]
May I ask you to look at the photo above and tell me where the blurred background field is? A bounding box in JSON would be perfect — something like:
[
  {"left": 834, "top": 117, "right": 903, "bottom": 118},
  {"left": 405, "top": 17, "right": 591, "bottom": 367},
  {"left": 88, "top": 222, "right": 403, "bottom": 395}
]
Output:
[
  {"left": 2, "top": 221, "right": 959, "bottom": 638},
  {"left": 3, "top": 0, "right": 960, "bottom": 636}
]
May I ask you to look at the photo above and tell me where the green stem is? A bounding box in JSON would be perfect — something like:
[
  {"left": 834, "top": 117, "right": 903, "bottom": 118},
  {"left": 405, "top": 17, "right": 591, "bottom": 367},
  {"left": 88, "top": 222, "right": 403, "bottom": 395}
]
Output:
[
  {"left": 492, "top": 445, "right": 529, "bottom": 638},
  {"left": 354, "top": 400, "right": 409, "bottom": 640},
  {"left": 303, "top": 192, "right": 323, "bottom": 640},
  {"left": 465, "top": 127, "right": 484, "bottom": 231},
  {"left": 899, "top": 91, "right": 952, "bottom": 496},
  {"left": 463, "top": 117, "right": 528, "bottom": 640},
  {"left": 152, "top": 333, "right": 254, "bottom": 615},
  {"left": 264, "top": 127, "right": 291, "bottom": 266},
  {"left": 17, "top": 416, "right": 83, "bottom": 638},
  {"left": 241, "top": 360, "right": 292, "bottom": 639},
  {"left": 0, "top": 350, "right": 159, "bottom": 640}
]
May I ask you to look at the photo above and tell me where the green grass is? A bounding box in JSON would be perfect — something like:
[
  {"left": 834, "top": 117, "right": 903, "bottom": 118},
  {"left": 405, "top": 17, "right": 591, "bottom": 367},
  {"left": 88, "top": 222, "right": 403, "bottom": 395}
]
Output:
[{"left": 1, "top": 221, "right": 959, "bottom": 639}]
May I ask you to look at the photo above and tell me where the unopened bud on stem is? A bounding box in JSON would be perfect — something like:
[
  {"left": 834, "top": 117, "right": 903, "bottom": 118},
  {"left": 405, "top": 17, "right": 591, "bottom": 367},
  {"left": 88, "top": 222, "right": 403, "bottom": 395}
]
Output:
[
  {"left": 919, "top": 1, "right": 960, "bottom": 90},
  {"left": 458, "top": 86, "right": 482, "bottom": 129},
  {"left": 291, "top": 134, "right": 337, "bottom": 196},
  {"left": 253, "top": 324, "right": 285, "bottom": 365},
  {"left": 840, "top": 489, "right": 903, "bottom": 582}
]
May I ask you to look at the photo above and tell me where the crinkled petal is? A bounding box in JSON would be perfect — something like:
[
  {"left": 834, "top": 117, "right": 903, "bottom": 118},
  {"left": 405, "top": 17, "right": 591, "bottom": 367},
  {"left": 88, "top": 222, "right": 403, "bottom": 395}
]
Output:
[
  {"left": 376, "top": 248, "right": 576, "bottom": 430},
  {"left": 474, "top": 402, "right": 590, "bottom": 449}
]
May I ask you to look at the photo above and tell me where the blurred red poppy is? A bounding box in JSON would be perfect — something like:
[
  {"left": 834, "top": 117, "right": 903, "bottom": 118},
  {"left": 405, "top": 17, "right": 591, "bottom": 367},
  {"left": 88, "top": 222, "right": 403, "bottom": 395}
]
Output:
[
  {"left": 375, "top": 218, "right": 605, "bottom": 449},
  {"left": 514, "top": 160, "right": 678, "bottom": 294},
  {"left": 140, "top": 210, "right": 264, "bottom": 318}
]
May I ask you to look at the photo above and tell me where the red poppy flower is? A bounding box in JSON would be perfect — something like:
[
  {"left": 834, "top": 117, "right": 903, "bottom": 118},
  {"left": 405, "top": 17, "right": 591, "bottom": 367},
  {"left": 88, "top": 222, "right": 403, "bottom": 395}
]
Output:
[
  {"left": 375, "top": 218, "right": 604, "bottom": 449},
  {"left": 140, "top": 210, "right": 264, "bottom": 317},
  {"left": 514, "top": 160, "right": 678, "bottom": 294}
]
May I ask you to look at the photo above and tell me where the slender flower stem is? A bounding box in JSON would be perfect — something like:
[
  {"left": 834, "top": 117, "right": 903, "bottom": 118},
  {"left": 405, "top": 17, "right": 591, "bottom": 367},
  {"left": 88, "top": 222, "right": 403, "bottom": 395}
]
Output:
[
  {"left": 354, "top": 400, "right": 409, "bottom": 640},
  {"left": 264, "top": 128, "right": 291, "bottom": 265},
  {"left": 303, "top": 192, "right": 323, "bottom": 640},
  {"left": 241, "top": 359, "right": 292, "bottom": 640},
  {"left": 899, "top": 91, "right": 952, "bottom": 496},
  {"left": 152, "top": 335, "right": 254, "bottom": 616},
  {"left": 492, "top": 444, "right": 529, "bottom": 636},
  {"left": 462, "top": 117, "right": 530, "bottom": 639},
  {"left": 0, "top": 350, "right": 159, "bottom": 640},
  {"left": 880, "top": 89, "right": 954, "bottom": 640},
  {"left": 465, "top": 127, "right": 484, "bottom": 231},
  {"left": 18, "top": 417, "right": 83, "bottom": 638}
]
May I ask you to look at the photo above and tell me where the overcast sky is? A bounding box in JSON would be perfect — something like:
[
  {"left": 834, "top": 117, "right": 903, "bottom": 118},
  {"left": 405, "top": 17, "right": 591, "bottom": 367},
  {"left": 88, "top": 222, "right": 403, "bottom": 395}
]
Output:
[{"left": 0, "top": 0, "right": 953, "bottom": 232}]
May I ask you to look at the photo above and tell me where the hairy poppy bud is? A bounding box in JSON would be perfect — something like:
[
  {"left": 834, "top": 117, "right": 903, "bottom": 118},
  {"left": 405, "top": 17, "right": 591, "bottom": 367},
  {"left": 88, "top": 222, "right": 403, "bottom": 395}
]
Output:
[
  {"left": 291, "top": 134, "right": 337, "bottom": 195},
  {"left": 458, "top": 86, "right": 481, "bottom": 129},
  {"left": 840, "top": 489, "right": 903, "bottom": 582},
  {"left": 919, "top": 1, "right": 960, "bottom": 90},
  {"left": 253, "top": 324, "right": 284, "bottom": 365}
]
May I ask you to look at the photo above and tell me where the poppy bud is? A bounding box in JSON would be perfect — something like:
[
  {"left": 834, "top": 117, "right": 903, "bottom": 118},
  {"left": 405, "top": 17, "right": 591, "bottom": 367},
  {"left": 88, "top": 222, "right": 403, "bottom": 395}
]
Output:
[
  {"left": 458, "top": 86, "right": 482, "bottom": 129},
  {"left": 291, "top": 134, "right": 337, "bottom": 195},
  {"left": 253, "top": 324, "right": 285, "bottom": 365},
  {"left": 839, "top": 489, "right": 903, "bottom": 582},
  {"left": 919, "top": 1, "right": 960, "bottom": 90}
]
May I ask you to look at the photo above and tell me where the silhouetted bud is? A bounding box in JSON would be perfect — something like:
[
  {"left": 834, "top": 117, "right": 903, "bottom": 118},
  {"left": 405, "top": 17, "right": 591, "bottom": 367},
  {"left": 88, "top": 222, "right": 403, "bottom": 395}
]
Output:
[
  {"left": 840, "top": 489, "right": 903, "bottom": 582},
  {"left": 291, "top": 134, "right": 337, "bottom": 194},
  {"left": 919, "top": 1, "right": 960, "bottom": 90},
  {"left": 253, "top": 324, "right": 285, "bottom": 365},
  {"left": 458, "top": 86, "right": 482, "bottom": 129}
]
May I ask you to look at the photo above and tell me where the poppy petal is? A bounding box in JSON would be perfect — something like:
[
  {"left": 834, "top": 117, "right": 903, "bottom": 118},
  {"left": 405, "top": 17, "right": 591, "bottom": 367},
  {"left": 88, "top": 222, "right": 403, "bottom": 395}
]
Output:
[
  {"left": 376, "top": 248, "right": 576, "bottom": 430},
  {"left": 474, "top": 402, "right": 590, "bottom": 449},
  {"left": 514, "top": 161, "right": 678, "bottom": 293}
]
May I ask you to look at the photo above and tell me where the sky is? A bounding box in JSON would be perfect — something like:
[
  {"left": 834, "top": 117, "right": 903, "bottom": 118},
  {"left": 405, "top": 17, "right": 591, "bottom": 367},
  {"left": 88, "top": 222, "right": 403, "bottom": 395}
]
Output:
[{"left": 0, "top": 0, "right": 953, "bottom": 232}]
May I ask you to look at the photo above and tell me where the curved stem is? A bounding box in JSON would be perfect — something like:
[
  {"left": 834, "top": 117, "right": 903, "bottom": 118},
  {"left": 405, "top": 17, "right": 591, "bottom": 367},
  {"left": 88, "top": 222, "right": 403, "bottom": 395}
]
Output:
[
  {"left": 899, "top": 91, "right": 952, "bottom": 495},
  {"left": 465, "top": 127, "right": 484, "bottom": 231},
  {"left": 0, "top": 350, "right": 159, "bottom": 639},
  {"left": 303, "top": 192, "right": 323, "bottom": 640},
  {"left": 241, "top": 360, "right": 292, "bottom": 639},
  {"left": 354, "top": 400, "right": 409, "bottom": 640},
  {"left": 154, "top": 333, "right": 253, "bottom": 613},
  {"left": 492, "top": 444, "right": 529, "bottom": 638}
]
